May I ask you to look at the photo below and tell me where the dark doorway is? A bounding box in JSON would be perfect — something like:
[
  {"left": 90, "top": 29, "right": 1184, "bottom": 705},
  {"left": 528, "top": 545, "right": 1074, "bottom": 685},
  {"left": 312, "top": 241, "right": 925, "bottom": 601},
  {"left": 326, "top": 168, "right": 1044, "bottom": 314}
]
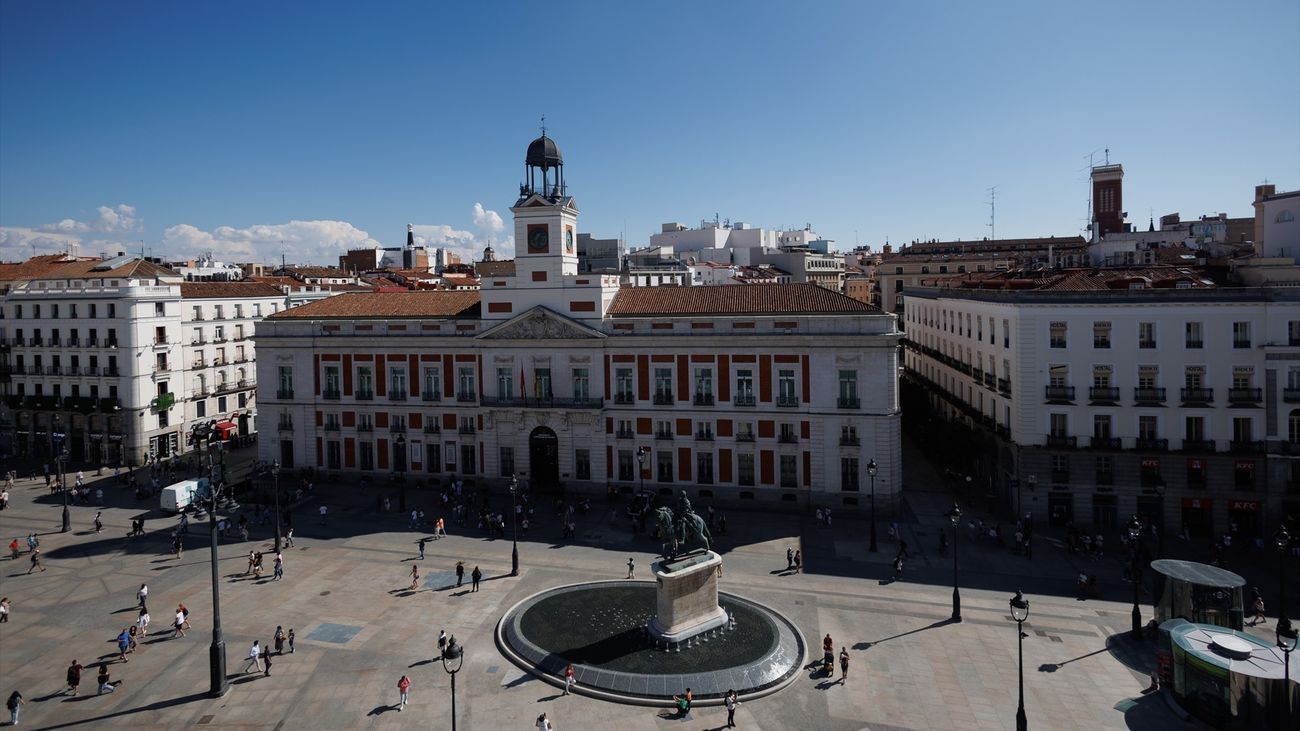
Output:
[{"left": 529, "top": 426, "right": 560, "bottom": 492}]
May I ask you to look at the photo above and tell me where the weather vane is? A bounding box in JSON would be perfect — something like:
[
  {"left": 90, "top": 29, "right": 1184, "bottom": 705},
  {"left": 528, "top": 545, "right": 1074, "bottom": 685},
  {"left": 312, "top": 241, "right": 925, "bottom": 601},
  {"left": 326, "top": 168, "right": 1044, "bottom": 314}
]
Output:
[{"left": 540, "top": 114, "right": 546, "bottom": 136}]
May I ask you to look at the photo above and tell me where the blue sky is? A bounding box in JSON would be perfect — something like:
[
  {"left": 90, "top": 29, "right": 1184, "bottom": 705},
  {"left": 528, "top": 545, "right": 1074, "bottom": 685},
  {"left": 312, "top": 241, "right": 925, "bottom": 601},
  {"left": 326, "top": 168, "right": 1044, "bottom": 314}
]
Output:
[{"left": 2, "top": 0, "right": 1297, "bottom": 265}]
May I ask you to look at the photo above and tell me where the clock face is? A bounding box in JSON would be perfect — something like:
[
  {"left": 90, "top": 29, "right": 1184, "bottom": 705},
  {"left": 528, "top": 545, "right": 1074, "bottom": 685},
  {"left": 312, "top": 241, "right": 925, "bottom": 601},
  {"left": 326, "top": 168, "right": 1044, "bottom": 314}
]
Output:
[
  {"left": 565, "top": 228, "right": 574, "bottom": 253},
  {"left": 527, "top": 226, "right": 549, "bottom": 253}
]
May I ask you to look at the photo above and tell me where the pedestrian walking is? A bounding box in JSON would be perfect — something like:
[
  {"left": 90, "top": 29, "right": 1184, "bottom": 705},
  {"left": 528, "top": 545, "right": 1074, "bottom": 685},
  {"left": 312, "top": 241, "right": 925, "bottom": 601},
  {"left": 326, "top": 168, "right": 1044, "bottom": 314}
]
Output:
[
  {"left": 178, "top": 602, "right": 190, "bottom": 630},
  {"left": 284, "top": 527, "right": 294, "bottom": 547},
  {"left": 93, "top": 512, "right": 103, "bottom": 533},
  {"left": 273, "top": 553, "right": 284, "bottom": 581},
  {"left": 274, "top": 626, "right": 286, "bottom": 655},
  {"left": 725, "top": 688, "right": 738, "bottom": 727},
  {"left": 438, "top": 629, "right": 448, "bottom": 659},
  {"left": 792, "top": 550, "right": 801, "bottom": 574},
  {"left": 137, "top": 583, "right": 148, "bottom": 608},
  {"left": 172, "top": 533, "right": 183, "bottom": 559},
  {"left": 471, "top": 565, "right": 482, "bottom": 592},
  {"left": 397, "top": 674, "right": 411, "bottom": 711},
  {"left": 319, "top": 504, "right": 328, "bottom": 525},
  {"left": 563, "top": 663, "right": 576, "bottom": 695},
  {"left": 287, "top": 628, "right": 296, "bottom": 653},
  {"left": 0, "top": 596, "right": 10, "bottom": 623},
  {"left": 409, "top": 565, "right": 420, "bottom": 591},
  {"left": 455, "top": 561, "right": 465, "bottom": 587},
  {"left": 116, "top": 628, "right": 131, "bottom": 662},
  {"left": 97, "top": 666, "right": 119, "bottom": 694},
  {"left": 127, "top": 624, "right": 139, "bottom": 652},
  {"left": 839, "top": 647, "right": 850, "bottom": 682},
  {"left": 786, "top": 547, "right": 793, "bottom": 570},
  {"left": 244, "top": 641, "right": 263, "bottom": 673},
  {"left": 66, "top": 660, "right": 84, "bottom": 696},
  {"left": 893, "top": 556, "right": 903, "bottom": 581},
  {"left": 137, "top": 608, "right": 150, "bottom": 637},
  {"left": 1251, "top": 595, "right": 1267, "bottom": 625},
  {"left": 417, "top": 537, "right": 427, "bottom": 560},
  {"left": 627, "top": 557, "right": 635, "bottom": 579},
  {"left": 26, "top": 548, "right": 44, "bottom": 573},
  {"left": 7, "top": 690, "right": 24, "bottom": 725},
  {"left": 434, "top": 517, "right": 445, "bottom": 538},
  {"left": 9, "top": 538, "right": 18, "bottom": 560},
  {"left": 173, "top": 608, "right": 187, "bottom": 638},
  {"left": 261, "top": 644, "right": 272, "bottom": 676},
  {"left": 536, "top": 712, "right": 552, "bottom": 730}
]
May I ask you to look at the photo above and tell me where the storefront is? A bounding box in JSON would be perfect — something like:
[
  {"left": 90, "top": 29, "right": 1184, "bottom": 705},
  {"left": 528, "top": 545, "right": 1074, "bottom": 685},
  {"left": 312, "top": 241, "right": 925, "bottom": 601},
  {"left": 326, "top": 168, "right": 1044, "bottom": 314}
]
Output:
[
  {"left": 1227, "top": 498, "right": 1262, "bottom": 545},
  {"left": 1181, "top": 497, "right": 1214, "bottom": 539}
]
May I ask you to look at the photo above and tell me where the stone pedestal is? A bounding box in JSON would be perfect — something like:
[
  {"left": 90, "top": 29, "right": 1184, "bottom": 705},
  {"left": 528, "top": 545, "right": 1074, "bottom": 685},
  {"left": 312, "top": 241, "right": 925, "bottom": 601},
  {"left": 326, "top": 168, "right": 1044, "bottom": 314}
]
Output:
[{"left": 647, "top": 550, "right": 728, "bottom": 644}]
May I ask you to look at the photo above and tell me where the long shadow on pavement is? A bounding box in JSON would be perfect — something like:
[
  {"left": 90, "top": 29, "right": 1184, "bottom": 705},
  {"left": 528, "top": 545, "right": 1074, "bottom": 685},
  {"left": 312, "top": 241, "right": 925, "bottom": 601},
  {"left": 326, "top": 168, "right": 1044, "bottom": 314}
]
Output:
[{"left": 24, "top": 690, "right": 211, "bottom": 731}]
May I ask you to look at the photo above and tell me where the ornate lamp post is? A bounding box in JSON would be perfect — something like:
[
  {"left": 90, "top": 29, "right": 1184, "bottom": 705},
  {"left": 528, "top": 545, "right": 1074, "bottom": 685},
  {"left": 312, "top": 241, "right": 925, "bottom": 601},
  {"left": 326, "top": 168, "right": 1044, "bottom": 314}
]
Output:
[
  {"left": 949, "top": 503, "right": 962, "bottom": 622},
  {"left": 867, "top": 458, "right": 878, "bottom": 553},
  {"left": 636, "top": 447, "right": 647, "bottom": 496},
  {"left": 54, "top": 415, "right": 70, "bottom": 533},
  {"left": 1129, "top": 515, "right": 1143, "bottom": 639},
  {"left": 509, "top": 475, "right": 519, "bottom": 577},
  {"left": 271, "top": 460, "right": 282, "bottom": 553},
  {"left": 206, "top": 434, "right": 228, "bottom": 696},
  {"left": 1009, "top": 589, "right": 1029, "bottom": 731},
  {"left": 442, "top": 635, "right": 463, "bottom": 731},
  {"left": 1276, "top": 526, "right": 1291, "bottom": 636},
  {"left": 1277, "top": 617, "right": 1297, "bottom": 726}
]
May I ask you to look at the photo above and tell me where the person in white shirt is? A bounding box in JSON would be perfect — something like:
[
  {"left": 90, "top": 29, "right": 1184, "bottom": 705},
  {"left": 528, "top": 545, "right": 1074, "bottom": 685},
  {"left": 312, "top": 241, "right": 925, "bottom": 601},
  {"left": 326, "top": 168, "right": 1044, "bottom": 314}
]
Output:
[
  {"left": 136, "top": 584, "right": 148, "bottom": 608},
  {"left": 244, "top": 641, "right": 263, "bottom": 673}
]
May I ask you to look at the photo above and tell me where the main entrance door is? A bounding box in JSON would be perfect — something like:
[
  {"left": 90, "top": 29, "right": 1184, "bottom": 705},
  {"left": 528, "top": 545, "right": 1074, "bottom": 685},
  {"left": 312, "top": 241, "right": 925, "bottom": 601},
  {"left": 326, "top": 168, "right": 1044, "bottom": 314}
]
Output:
[{"left": 529, "top": 426, "right": 560, "bottom": 493}]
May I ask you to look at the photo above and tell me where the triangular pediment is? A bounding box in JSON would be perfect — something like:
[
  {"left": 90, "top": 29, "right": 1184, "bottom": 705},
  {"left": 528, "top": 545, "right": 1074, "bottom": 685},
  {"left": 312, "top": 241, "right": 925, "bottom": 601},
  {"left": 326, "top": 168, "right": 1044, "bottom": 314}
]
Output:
[
  {"left": 477, "top": 306, "right": 605, "bottom": 341},
  {"left": 512, "top": 194, "right": 579, "bottom": 212}
]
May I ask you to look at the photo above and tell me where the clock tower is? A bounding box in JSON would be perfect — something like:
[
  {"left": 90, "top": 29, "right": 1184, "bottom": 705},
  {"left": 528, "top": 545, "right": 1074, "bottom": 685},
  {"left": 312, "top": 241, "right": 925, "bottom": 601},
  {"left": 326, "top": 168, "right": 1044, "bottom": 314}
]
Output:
[{"left": 512, "top": 130, "right": 580, "bottom": 280}]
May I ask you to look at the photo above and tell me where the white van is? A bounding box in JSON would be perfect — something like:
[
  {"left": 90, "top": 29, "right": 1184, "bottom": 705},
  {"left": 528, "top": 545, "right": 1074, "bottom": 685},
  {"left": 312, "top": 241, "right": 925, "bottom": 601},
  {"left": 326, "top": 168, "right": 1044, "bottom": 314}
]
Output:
[{"left": 159, "top": 478, "right": 211, "bottom": 513}]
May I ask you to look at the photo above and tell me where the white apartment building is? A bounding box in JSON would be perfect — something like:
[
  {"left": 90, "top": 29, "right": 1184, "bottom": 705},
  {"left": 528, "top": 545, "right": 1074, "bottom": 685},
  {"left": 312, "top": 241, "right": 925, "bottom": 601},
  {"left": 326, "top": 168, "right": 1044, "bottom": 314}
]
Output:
[
  {"left": 255, "top": 133, "right": 904, "bottom": 511},
  {"left": 0, "top": 255, "right": 288, "bottom": 466},
  {"left": 903, "top": 267, "right": 1300, "bottom": 540}
]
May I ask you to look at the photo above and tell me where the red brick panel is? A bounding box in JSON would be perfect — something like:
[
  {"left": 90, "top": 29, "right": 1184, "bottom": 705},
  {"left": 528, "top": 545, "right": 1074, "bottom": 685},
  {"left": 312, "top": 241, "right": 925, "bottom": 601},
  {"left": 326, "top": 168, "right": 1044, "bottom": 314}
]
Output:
[
  {"left": 443, "top": 355, "right": 454, "bottom": 397},
  {"left": 342, "top": 354, "right": 353, "bottom": 395},
  {"left": 801, "top": 421, "right": 810, "bottom": 440},
  {"left": 676, "top": 418, "right": 691, "bottom": 436},
  {"left": 569, "top": 301, "right": 595, "bottom": 312},
  {"left": 488, "top": 302, "right": 513, "bottom": 313},
  {"left": 760, "top": 450, "right": 774, "bottom": 485},
  {"left": 606, "top": 445, "right": 614, "bottom": 479},
  {"left": 409, "top": 413, "right": 423, "bottom": 429},
  {"left": 636, "top": 417, "right": 652, "bottom": 434},
  {"left": 678, "top": 447, "right": 691, "bottom": 482},
  {"left": 758, "top": 355, "right": 772, "bottom": 402},
  {"left": 375, "top": 354, "right": 386, "bottom": 395},
  {"left": 719, "top": 449, "right": 733, "bottom": 483},
  {"left": 758, "top": 420, "right": 775, "bottom": 439},
  {"left": 443, "top": 414, "right": 456, "bottom": 431},
  {"left": 719, "top": 355, "right": 730, "bottom": 401},
  {"left": 409, "top": 355, "right": 420, "bottom": 396},
  {"left": 717, "top": 419, "right": 733, "bottom": 437},
  {"left": 801, "top": 355, "right": 810, "bottom": 401},
  {"left": 344, "top": 438, "right": 356, "bottom": 468},
  {"left": 377, "top": 439, "right": 389, "bottom": 470},
  {"left": 604, "top": 355, "right": 611, "bottom": 399},
  {"left": 637, "top": 355, "right": 649, "bottom": 401},
  {"left": 375, "top": 412, "right": 389, "bottom": 428},
  {"left": 342, "top": 411, "right": 355, "bottom": 428},
  {"left": 676, "top": 355, "right": 689, "bottom": 403}
]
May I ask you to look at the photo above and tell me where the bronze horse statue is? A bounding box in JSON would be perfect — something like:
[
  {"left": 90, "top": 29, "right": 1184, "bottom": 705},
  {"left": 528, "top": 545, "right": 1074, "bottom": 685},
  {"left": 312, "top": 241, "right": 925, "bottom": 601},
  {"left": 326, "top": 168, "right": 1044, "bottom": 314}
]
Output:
[{"left": 654, "top": 506, "right": 712, "bottom": 557}]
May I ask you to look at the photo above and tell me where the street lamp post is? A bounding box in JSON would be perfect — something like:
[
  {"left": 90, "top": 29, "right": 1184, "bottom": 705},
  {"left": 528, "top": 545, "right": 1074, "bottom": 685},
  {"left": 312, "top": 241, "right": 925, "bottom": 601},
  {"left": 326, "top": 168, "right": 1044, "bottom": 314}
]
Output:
[
  {"left": 636, "top": 447, "right": 647, "bottom": 496},
  {"left": 271, "top": 460, "right": 282, "bottom": 553},
  {"left": 1153, "top": 482, "right": 1166, "bottom": 559},
  {"left": 442, "top": 636, "right": 463, "bottom": 731},
  {"left": 1010, "top": 589, "right": 1029, "bottom": 731},
  {"left": 867, "top": 459, "right": 878, "bottom": 553},
  {"left": 1278, "top": 617, "right": 1297, "bottom": 726},
  {"left": 207, "top": 436, "right": 228, "bottom": 697},
  {"left": 949, "top": 503, "right": 962, "bottom": 622},
  {"left": 1276, "top": 526, "right": 1291, "bottom": 637},
  {"left": 1129, "top": 515, "right": 1143, "bottom": 639},
  {"left": 509, "top": 475, "right": 519, "bottom": 577},
  {"left": 54, "top": 416, "right": 70, "bottom": 533},
  {"left": 395, "top": 435, "right": 406, "bottom": 512}
]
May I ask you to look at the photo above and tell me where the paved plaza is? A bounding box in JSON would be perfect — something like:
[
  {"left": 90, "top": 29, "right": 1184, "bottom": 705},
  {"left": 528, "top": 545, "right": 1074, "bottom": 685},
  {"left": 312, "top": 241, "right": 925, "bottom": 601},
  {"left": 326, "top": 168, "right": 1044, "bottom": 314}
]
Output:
[{"left": 0, "top": 453, "right": 1226, "bottom": 730}]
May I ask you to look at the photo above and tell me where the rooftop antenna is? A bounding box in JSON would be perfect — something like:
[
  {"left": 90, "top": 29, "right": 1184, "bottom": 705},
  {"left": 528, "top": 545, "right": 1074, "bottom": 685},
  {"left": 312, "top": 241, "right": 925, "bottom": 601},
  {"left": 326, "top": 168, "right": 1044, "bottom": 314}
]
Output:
[
  {"left": 1104, "top": 147, "right": 1110, "bottom": 165},
  {"left": 987, "top": 186, "right": 998, "bottom": 241}
]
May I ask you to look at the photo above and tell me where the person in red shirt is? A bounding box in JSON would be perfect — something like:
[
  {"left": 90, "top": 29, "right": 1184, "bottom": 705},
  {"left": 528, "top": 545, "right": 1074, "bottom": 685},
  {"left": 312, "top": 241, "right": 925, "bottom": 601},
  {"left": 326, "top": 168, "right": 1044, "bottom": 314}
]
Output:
[{"left": 397, "top": 675, "right": 411, "bottom": 711}]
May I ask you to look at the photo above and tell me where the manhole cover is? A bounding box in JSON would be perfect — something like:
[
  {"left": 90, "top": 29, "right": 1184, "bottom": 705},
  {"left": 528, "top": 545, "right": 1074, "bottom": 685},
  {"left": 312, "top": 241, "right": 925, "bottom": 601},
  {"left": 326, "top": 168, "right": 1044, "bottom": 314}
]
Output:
[{"left": 319, "top": 591, "right": 331, "bottom": 596}]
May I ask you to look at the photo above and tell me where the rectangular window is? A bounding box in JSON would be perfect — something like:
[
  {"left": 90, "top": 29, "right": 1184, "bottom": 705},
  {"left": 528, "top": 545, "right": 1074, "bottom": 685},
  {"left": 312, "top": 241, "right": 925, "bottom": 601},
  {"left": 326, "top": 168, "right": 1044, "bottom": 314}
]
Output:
[
  {"left": 422, "top": 368, "right": 440, "bottom": 400},
  {"left": 1232, "top": 321, "right": 1251, "bottom": 349},
  {"left": 457, "top": 367, "right": 475, "bottom": 399},
  {"left": 779, "top": 454, "right": 797, "bottom": 487},
  {"left": 840, "top": 457, "right": 859, "bottom": 491},
  {"left": 356, "top": 366, "right": 373, "bottom": 399},
  {"left": 1092, "top": 321, "right": 1111, "bottom": 348},
  {"left": 389, "top": 368, "right": 407, "bottom": 399},
  {"left": 1139, "top": 416, "right": 1159, "bottom": 440},
  {"left": 653, "top": 368, "right": 673, "bottom": 403},
  {"left": 735, "top": 369, "right": 754, "bottom": 404},
  {"left": 1232, "top": 417, "right": 1253, "bottom": 443},
  {"left": 696, "top": 453, "right": 714, "bottom": 484},
  {"left": 1093, "top": 414, "right": 1112, "bottom": 439},
  {"left": 497, "top": 367, "right": 514, "bottom": 399},
  {"left": 572, "top": 368, "right": 590, "bottom": 401},
  {"left": 838, "top": 370, "right": 858, "bottom": 406},
  {"left": 777, "top": 369, "right": 796, "bottom": 404},
  {"left": 459, "top": 445, "right": 477, "bottom": 475},
  {"left": 499, "top": 446, "right": 515, "bottom": 477},
  {"left": 1185, "top": 416, "right": 1205, "bottom": 441},
  {"left": 1138, "top": 322, "right": 1156, "bottom": 349},
  {"left": 1184, "top": 367, "right": 1204, "bottom": 389},
  {"left": 694, "top": 368, "right": 713, "bottom": 404},
  {"left": 1049, "top": 322, "right": 1067, "bottom": 348},
  {"left": 1049, "top": 413, "right": 1068, "bottom": 437},
  {"left": 1048, "top": 364, "right": 1068, "bottom": 387},
  {"left": 615, "top": 368, "right": 633, "bottom": 402},
  {"left": 575, "top": 449, "right": 590, "bottom": 480},
  {"left": 737, "top": 453, "right": 755, "bottom": 486},
  {"left": 1002, "top": 319, "right": 1009, "bottom": 348},
  {"left": 534, "top": 367, "right": 552, "bottom": 399},
  {"left": 617, "top": 450, "right": 634, "bottom": 481},
  {"left": 656, "top": 450, "right": 673, "bottom": 482},
  {"left": 1138, "top": 365, "right": 1158, "bottom": 389},
  {"left": 1185, "top": 321, "right": 1203, "bottom": 348}
]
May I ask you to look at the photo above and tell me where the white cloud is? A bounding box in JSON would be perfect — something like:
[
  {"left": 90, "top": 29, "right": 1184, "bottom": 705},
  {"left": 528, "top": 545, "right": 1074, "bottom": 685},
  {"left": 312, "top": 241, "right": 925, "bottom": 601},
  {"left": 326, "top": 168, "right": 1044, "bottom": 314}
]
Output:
[
  {"left": 472, "top": 202, "right": 504, "bottom": 239},
  {"left": 0, "top": 227, "right": 82, "bottom": 259},
  {"left": 412, "top": 202, "right": 514, "bottom": 263},
  {"left": 37, "top": 204, "right": 139, "bottom": 234},
  {"left": 162, "top": 220, "right": 382, "bottom": 264}
]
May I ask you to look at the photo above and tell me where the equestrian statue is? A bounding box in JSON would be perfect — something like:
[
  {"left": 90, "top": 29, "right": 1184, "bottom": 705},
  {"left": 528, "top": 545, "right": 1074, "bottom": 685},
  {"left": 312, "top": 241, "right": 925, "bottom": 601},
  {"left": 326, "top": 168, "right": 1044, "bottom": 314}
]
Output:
[{"left": 653, "top": 490, "right": 712, "bottom": 558}]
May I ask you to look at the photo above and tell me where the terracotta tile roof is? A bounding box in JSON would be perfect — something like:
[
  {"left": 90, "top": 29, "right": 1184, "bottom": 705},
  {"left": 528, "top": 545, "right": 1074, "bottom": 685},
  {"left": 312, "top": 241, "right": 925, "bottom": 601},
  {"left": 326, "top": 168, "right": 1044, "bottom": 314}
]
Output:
[
  {"left": 180, "top": 281, "right": 287, "bottom": 299},
  {"left": 266, "top": 291, "right": 481, "bottom": 319},
  {"left": 0, "top": 255, "right": 178, "bottom": 282},
  {"left": 935, "top": 266, "right": 1214, "bottom": 292},
  {"left": 277, "top": 266, "right": 353, "bottom": 278},
  {"left": 250, "top": 276, "right": 372, "bottom": 292},
  {"left": 476, "top": 260, "right": 516, "bottom": 277},
  {"left": 441, "top": 275, "right": 480, "bottom": 287},
  {"left": 608, "top": 283, "right": 877, "bottom": 316}
]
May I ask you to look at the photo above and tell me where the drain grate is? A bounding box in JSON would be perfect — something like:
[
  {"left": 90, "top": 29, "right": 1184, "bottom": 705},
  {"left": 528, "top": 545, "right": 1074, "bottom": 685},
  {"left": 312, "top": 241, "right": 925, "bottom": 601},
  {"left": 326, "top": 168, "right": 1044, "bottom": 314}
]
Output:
[{"left": 197, "top": 715, "right": 215, "bottom": 725}]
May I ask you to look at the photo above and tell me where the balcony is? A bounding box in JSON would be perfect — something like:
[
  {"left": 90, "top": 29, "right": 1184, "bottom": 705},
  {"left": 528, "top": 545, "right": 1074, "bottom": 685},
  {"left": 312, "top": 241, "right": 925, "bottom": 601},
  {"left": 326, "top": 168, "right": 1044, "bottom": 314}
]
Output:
[
  {"left": 1186, "top": 340, "right": 1204, "bottom": 349},
  {"left": 984, "top": 373, "right": 996, "bottom": 388},
  {"left": 1284, "top": 388, "right": 1300, "bottom": 403},
  {"left": 49, "top": 338, "right": 62, "bottom": 347},
  {"left": 458, "top": 424, "right": 477, "bottom": 435},
  {"left": 67, "top": 338, "right": 80, "bottom": 347},
  {"left": 653, "top": 392, "right": 674, "bottom": 405},
  {"left": 695, "top": 431, "right": 715, "bottom": 441},
  {"left": 615, "top": 429, "right": 634, "bottom": 439},
  {"left": 1180, "top": 387, "right": 1214, "bottom": 404},
  {"left": 324, "top": 422, "right": 341, "bottom": 432},
  {"left": 277, "top": 420, "right": 293, "bottom": 431},
  {"left": 778, "top": 433, "right": 799, "bottom": 444},
  {"left": 654, "top": 430, "right": 674, "bottom": 440},
  {"left": 1228, "top": 388, "right": 1262, "bottom": 405},
  {"left": 276, "top": 389, "right": 294, "bottom": 399},
  {"left": 1095, "top": 471, "right": 1115, "bottom": 486},
  {"left": 614, "top": 393, "right": 634, "bottom": 405},
  {"left": 998, "top": 378, "right": 1012, "bottom": 395},
  {"left": 733, "top": 394, "right": 756, "bottom": 407},
  {"left": 389, "top": 424, "right": 408, "bottom": 434},
  {"left": 322, "top": 389, "right": 341, "bottom": 400},
  {"left": 1044, "top": 385, "right": 1075, "bottom": 402},
  {"left": 355, "top": 390, "right": 374, "bottom": 401},
  {"left": 693, "top": 393, "right": 714, "bottom": 406},
  {"left": 1229, "top": 440, "right": 1265, "bottom": 454},
  {"left": 972, "top": 368, "right": 984, "bottom": 382},
  {"left": 837, "top": 396, "right": 860, "bottom": 409},
  {"left": 735, "top": 433, "right": 756, "bottom": 442},
  {"left": 1090, "top": 436, "right": 1122, "bottom": 450},
  {"left": 87, "top": 338, "right": 99, "bottom": 347},
  {"left": 29, "top": 338, "right": 42, "bottom": 347},
  {"left": 105, "top": 340, "right": 118, "bottom": 348},
  {"left": 1134, "top": 387, "right": 1166, "bottom": 404},
  {"left": 1181, "top": 439, "right": 1216, "bottom": 452},
  {"left": 191, "top": 360, "right": 206, "bottom": 370},
  {"left": 1050, "top": 469, "right": 1070, "bottom": 484},
  {"left": 191, "top": 338, "right": 207, "bottom": 346},
  {"left": 457, "top": 391, "right": 477, "bottom": 403},
  {"left": 1088, "top": 386, "right": 1120, "bottom": 403},
  {"left": 357, "top": 423, "right": 374, "bottom": 432},
  {"left": 1135, "top": 438, "right": 1169, "bottom": 452},
  {"left": 1045, "top": 434, "right": 1077, "bottom": 449},
  {"left": 422, "top": 392, "right": 441, "bottom": 402},
  {"left": 839, "top": 435, "right": 860, "bottom": 446},
  {"left": 388, "top": 390, "right": 408, "bottom": 402},
  {"left": 153, "top": 337, "right": 169, "bottom": 346},
  {"left": 776, "top": 395, "right": 799, "bottom": 407},
  {"left": 422, "top": 424, "right": 440, "bottom": 435}
]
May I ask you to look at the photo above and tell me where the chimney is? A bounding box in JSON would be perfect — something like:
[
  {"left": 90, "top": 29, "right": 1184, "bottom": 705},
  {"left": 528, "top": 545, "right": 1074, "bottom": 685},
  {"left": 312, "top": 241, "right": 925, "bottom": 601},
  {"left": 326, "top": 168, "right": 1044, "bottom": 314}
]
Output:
[
  {"left": 1253, "top": 184, "right": 1275, "bottom": 256},
  {"left": 407, "top": 223, "right": 415, "bottom": 248}
]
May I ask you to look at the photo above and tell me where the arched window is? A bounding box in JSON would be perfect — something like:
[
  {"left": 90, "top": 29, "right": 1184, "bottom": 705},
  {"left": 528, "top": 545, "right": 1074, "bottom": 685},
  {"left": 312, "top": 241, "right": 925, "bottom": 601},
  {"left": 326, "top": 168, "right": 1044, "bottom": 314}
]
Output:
[
  {"left": 1278, "top": 210, "right": 1296, "bottom": 224},
  {"left": 1289, "top": 409, "right": 1300, "bottom": 444}
]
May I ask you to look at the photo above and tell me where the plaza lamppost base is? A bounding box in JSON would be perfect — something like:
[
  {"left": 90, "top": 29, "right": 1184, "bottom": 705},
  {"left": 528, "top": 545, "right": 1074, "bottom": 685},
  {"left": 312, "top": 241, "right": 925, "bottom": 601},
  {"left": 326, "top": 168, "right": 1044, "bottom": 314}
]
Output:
[
  {"left": 511, "top": 545, "right": 519, "bottom": 577},
  {"left": 1016, "top": 706, "right": 1027, "bottom": 731},
  {"left": 209, "top": 637, "right": 228, "bottom": 697},
  {"left": 61, "top": 503, "right": 70, "bottom": 533},
  {"left": 952, "top": 587, "right": 962, "bottom": 623}
]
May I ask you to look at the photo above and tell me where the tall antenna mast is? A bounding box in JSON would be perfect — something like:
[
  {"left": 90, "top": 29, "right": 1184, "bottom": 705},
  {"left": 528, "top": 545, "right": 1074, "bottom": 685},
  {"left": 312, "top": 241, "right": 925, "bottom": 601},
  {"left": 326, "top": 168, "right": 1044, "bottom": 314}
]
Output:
[{"left": 987, "top": 186, "right": 998, "bottom": 241}]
